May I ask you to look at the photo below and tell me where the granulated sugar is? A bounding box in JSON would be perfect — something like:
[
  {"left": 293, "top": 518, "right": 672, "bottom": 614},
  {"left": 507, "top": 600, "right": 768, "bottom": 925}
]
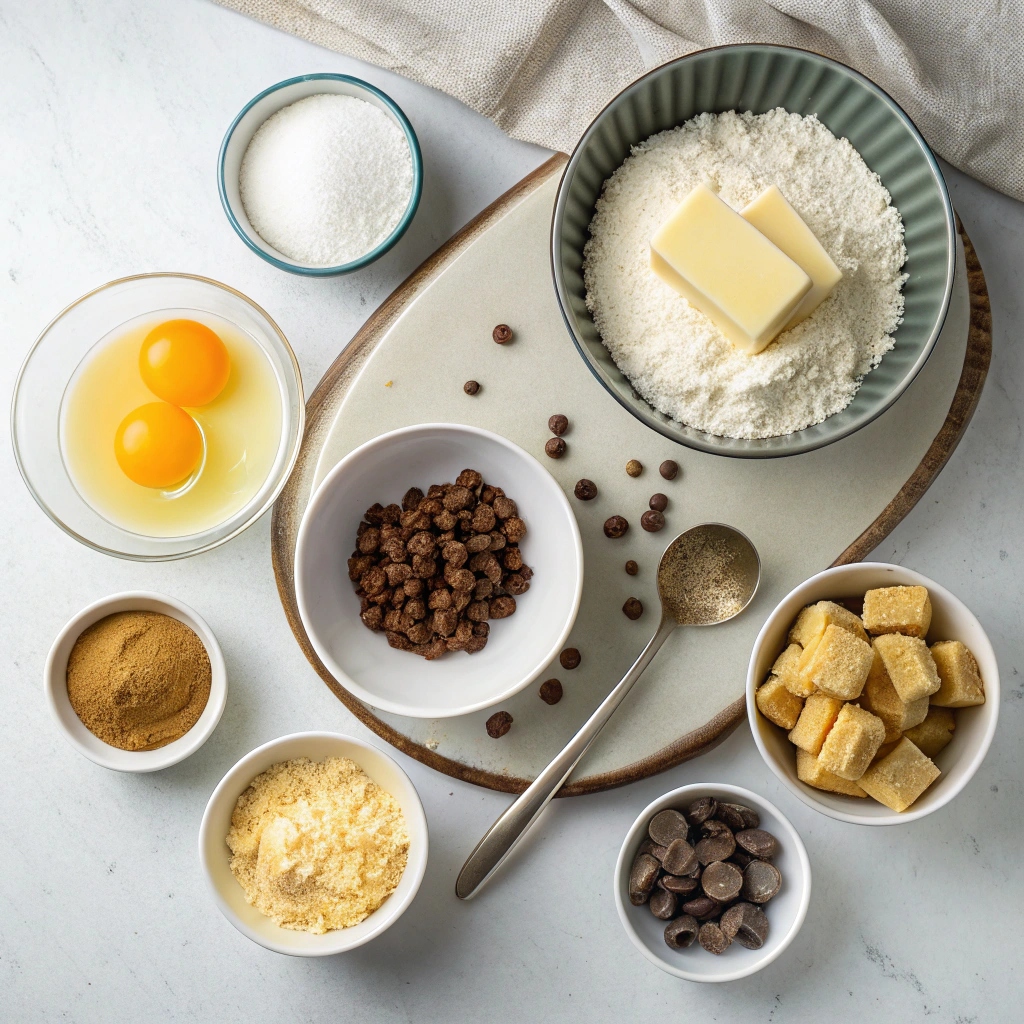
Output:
[
  {"left": 583, "top": 110, "right": 907, "bottom": 439},
  {"left": 239, "top": 93, "right": 413, "bottom": 266}
]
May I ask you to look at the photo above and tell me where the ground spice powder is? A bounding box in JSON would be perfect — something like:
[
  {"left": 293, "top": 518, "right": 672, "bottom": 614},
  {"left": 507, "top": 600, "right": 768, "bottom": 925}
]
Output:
[{"left": 66, "top": 611, "right": 212, "bottom": 751}]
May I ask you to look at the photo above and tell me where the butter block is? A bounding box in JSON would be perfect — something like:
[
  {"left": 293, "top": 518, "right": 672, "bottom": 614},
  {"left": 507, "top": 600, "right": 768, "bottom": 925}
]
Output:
[
  {"left": 789, "top": 600, "right": 868, "bottom": 647},
  {"left": 903, "top": 706, "right": 956, "bottom": 758},
  {"left": 755, "top": 674, "right": 804, "bottom": 730},
  {"left": 859, "top": 650, "right": 930, "bottom": 742},
  {"left": 741, "top": 186, "right": 842, "bottom": 329},
  {"left": 873, "top": 633, "right": 941, "bottom": 702},
  {"left": 772, "top": 643, "right": 814, "bottom": 697},
  {"left": 788, "top": 692, "right": 843, "bottom": 755},
  {"left": 930, "top": 640, "right": 985, "bottom": 707},
  {"left": 803, "top": 624, "right": 874, "bottom": 701},
  {"left": 862, "top": 585, "right": 932, "bottom": 638},
  {"left": 859, "top": 738, "right": 940, "bottom": 812},
  {"left": 796, "top": 748, "right": 867, "bottom": 798},
  {"left": 818, "top": 704, "right": 886, "bottom": 780},
  {"left": 650, "top": 184, "right": 811, "bottom": 354}
]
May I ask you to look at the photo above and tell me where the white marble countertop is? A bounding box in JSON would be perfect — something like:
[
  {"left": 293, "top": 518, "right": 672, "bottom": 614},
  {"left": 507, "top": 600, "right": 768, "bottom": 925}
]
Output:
[{"left": 2, "top": 2, "right": 1020, "bottom": 1020}]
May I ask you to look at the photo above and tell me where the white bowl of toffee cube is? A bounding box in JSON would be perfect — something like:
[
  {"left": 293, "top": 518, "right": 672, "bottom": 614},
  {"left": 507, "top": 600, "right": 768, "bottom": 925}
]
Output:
[
  {"left": 615, "top": 784, "right": 811, "bottom": 982},
  {"left": 747, "top": 563, "right": 999, "bottom": 825}
]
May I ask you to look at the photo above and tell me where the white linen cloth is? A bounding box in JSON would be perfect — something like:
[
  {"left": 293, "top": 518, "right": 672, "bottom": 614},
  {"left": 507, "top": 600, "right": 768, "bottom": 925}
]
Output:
[{"left": 217, "top": 0, "right": 1023, "bottom": 201}]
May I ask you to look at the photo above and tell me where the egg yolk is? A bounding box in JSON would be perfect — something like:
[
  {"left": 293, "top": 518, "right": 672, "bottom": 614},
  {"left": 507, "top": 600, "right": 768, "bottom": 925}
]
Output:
[
  {"left": 114, "top": 402, "right": 203, "bottom": 489},
  {"left": 139, "top": 319, "right": 231, "bottom": 407}
]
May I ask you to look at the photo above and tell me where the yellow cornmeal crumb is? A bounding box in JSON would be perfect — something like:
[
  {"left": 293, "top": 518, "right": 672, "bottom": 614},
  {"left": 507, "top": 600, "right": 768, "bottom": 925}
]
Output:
[
  {"left": 804, "top": 623, "right": 874, "bottom": 700},
  {"left": 789, "top": 600, "right": 868, "bottom": 647},
  {"left": 817, "top": 703, "right": 885, "bottom": 780},
  {"left": 796, "top": 747, "right": 867, "bottom": 797},
  {"left": 904, "top": 706, "right": 956, "bottom": 758},
  {"left": 862, "top": 585, "right": 932, "bottom": 638},
  {"left": 226, "top": 757, "right": 409, "bottom": 934},
  {"left": 858, "top": 737, "right": 940, "bottom": 812},
  {"left": 772, "top": 643, "right": 813, "bottom": 697},
  {"left": 756, "top": 674, "right": 804, "bottom": 730},
  {"left": 859, "top": 649, "right": 929, "bottom": 742},
  {"left": 930, "top": 640, "right": 985, "bottom": 707}
]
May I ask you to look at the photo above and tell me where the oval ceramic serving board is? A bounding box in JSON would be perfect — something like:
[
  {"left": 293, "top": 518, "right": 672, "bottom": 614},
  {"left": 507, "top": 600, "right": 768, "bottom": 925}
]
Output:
[{"left": 272, "top": 154, "right": 991, "bottom": 796}]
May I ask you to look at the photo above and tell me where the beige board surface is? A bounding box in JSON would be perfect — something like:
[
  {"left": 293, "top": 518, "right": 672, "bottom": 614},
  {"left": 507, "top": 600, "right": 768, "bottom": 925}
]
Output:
[{"left": 303, "top": 165, "right": 970, "bottom": 785}]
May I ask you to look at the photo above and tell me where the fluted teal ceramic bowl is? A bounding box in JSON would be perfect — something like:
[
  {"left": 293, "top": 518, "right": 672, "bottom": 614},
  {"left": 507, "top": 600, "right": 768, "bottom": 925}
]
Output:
[{"left": 551, "top": 44, "right": 955, "bottom": 458}]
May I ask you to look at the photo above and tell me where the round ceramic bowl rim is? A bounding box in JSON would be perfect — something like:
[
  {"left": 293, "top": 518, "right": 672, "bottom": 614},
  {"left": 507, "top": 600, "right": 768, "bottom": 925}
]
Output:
[
  {"left": 614, "top": 782, "right": 811, "bottom": 982},
  {"left": 43, "top": 590, "right": 228, "bottom": 772},
  {"left": 293, "top": 422, "right": 585, "bottom": 718},
  {"left": 745, "top": 562, "right": 1000, "bottom": 825},
  {"left": 217, "top": 72, "right": 424, "bottom": 276},
  {"left": 10, "top": 271, "right": 305, "bottom": 561},
  {"left": 550, "top": 41, "right": 956, "bottom": 459},
  {"left": 197, "top": 730, "right": 429, "bottom": 956}
]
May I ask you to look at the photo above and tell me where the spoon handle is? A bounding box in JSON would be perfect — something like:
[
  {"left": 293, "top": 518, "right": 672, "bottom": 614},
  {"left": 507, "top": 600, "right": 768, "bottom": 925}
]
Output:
[{"left": 456, "top": 615, "right": 679, "bottom": 899}]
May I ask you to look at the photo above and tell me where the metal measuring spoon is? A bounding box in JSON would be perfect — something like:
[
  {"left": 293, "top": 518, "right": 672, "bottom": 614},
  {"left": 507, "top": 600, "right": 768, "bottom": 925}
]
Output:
[{"left": 456, "top": 523, "right": 760, "bottom": 900}]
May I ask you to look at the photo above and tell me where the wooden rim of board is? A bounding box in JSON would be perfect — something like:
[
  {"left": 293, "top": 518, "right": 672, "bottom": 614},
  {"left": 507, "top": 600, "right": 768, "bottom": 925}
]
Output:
[{"left": 271, "top": 153, "right": 992, "bottom": 798}]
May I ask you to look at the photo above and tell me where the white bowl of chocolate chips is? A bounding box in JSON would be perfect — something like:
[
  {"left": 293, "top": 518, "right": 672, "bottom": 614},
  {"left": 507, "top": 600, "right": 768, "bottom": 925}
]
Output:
[{"left": 614, "top": 783, "right": 811, "bottom": 982}]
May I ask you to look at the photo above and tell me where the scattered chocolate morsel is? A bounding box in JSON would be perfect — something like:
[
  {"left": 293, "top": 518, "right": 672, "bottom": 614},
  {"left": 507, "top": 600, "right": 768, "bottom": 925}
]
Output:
[
  {"left": 664, "top": 915, "right": 700, "bottom": 950},
  {"left": 649, "top": 493, "right": 669, "bottom": 512},
  {"left": 624, "top": 560, "right": 639, "bottom": 576},
  {"left": 622, "top": 597, "right": 644, "bottom": 620},
  {"left": 698, "top": 921, "right": 732, "bottom": 956},
  {"left": 695, "top": 828, "right": 736, "bottom": 865},
  {"left": 559, "top": 647, "right": 581, "bottom": 670},
  {"left": 659, "top": 459, "right": 679, "bottom": 480},
  {"left": 661, "top": 838, "right": 698, "bottom": 876},
  {"left": 641, "top": 510, "right": 666, "bottom": 532},
  {"left": 649, "top": 888, "right": 678, "bottom": 920},
  {"left": 741, "top": 860, "right": 782, "bottom": 904},
  {"left": 715, "top": 803, "right": 748, "bottom": 832},
  {"left": 738, "top": 805, "right": 761, "bottom": 830},
  {"left": 548, "top": 414, "right": 569, "bottom": 436},
  {"left": 625, "top": 459, "right": 643, "bottom": 477},
  {"left": 659, "top": 873, "right": 700, "bottom": 895},
  {"left": 485, "top": 711, "right": 513, "bottom": 738},
  {"left": 686, "top": 796, "right": 717, "bottom": 825},
  {"left": 729, "top": 848, "right": 757, "bottom": 869},
  {"left": 629, "top": 852, "right": 661, "bottom": 905},
  {"left": 701, "top": 861, "right": 743, "bottom": 903},
  {"left": 492, "top": 323, "right": 513, "bottom": 344},
  {"left": 720, "top": 903, "right": 769, "bottom": 950},
  {"left": 639, "top": 838, "right": 668, "bottom": 861},
  {"left": 544, "top": 437, "right": 567, "bottom": 459},
  {"left": 681, "top": 896, "right": 720, "bottom": 922},
  {"left": 735, "top": 829, "right": 778, "bottom": 860},
  {"left": 539, "top": 678, "right": 563, "bottom": 705},
  {"left": 604, "top": 515, "right": 629, "bottom": 538},
  {"left": 648, "top": 809, "right": 690, "bottom": 846},
  {"left": 463, "top": 380, "right": 481, "bottom": 395},
  {"left": 573, "top": 478, "right": 598, "bottom": 501}
]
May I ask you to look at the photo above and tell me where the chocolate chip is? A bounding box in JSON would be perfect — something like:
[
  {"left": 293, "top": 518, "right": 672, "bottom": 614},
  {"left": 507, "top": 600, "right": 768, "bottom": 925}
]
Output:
[
  {"left": 641, "top": 510, "right": 665, "bottom": 532},
  {"left": 695, "top": 828, "right": 736, "bottom": 865},
  {"left": 604, "top": 515, "right": 629, "bottom": 538},
  {"left": 492, "top": 324, "right": 513, "bottom": 344},
  {"left": 659, "top": 873, "right": 700, "bottom": 895},
  {"left": 720, "top": 903, "right": 769, "bottom": 950},
  {"left": 715, "top": 803, "right": 748, "bottom": 832},
  {"left": 664, "top": 915, "right": 700, "bottom": 950},
  {"left": 700, "top": 860, "right": 743, "bottom": 903},
  {"left": 649, "top": 493, "right": 668, "bottom": 512},
  {"left": 741, "top": 860, "right": 782, "bottom": 904},
  {"left": 729, "top": 848, "right": 757, "bottom": 868},
  {"left": 659, "top": 460, "right": 679, "bottom": 480},
  {"left": 559, "top": 647, "right": 581, "bottom": 670},
  {"left": 548, "top": 414, "right": 569, "bottom": 436},
  {"left": 625, "top": 560, "right": 638, "bottom": 576},
  {"left": 573, "top": 478, "right": 597, "bottom": 500},
  {"left": 738, "top": 806, "right": 761, "bottom": 829},
  {"left": 463, "top": 380, "right": 480, "bottom": 395},
  {"left": 661, "top": 838, "right": 698, "bottom": 876},
  {"left": 622, "top": 597, "right": 643, "bottom": 620},
  {"left": 544, "top": 437, "right": 566, "bottom": 459},
  {"left": 485, "top": 711, "right": 513, "bottom": 738},
  {"left": 680, "top": 896, "right": 720, "bottom": 922},
  {"left": 648, "top": 809, "right": 690, "bottom": 846},
  {"left": 538, "top": 678, "right": 563, "bottom": 704},
  {"left": 625, "top": 459, "right": 643, "bottom": 477},
  {"left": 686, "top": 797, "right": 717, "bottom": 825},
  {"left": 640, "top": 839, "right": 669, "bottom": 862},
  {"left": 735, "top": 829, "right": 778, "bottom": 860},
  {"left": 628, "top": 852, "right": 661, "bottom": 905},
  {"left": 649, "top": 888, "right": 678, "bottom": 920},
  {"left": 698, "top": 921, "right": 731, "bottom": 956}
]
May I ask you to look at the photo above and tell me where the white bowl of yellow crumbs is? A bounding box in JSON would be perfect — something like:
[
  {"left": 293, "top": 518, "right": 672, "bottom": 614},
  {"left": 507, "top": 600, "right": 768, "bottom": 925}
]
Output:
[{"left": 199, "top": 732, "right": 427, "bottom": 955}]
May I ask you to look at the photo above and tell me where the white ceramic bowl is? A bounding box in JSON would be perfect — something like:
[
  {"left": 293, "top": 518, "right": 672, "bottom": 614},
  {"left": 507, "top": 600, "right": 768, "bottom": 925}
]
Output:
[
  {"left": 198, "top": 732, "right": 428, "bottom": 956},
  {"left": 614, "top": 783, "right": 811, "bottom": 982},
  {"left": 294, "top": 423, "right": 584, "bottom": 718},
  {"left": 43, "top": 591, "right": 227, "bottom": 771},
  {"left": 747, "top": 562, "right": 1000, "bottom": 825}
]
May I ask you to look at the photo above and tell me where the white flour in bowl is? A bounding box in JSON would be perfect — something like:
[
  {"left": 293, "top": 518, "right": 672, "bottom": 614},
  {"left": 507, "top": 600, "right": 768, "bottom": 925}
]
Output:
[{"left": 583, "top": 110, "right": 907, "bottom": 439}]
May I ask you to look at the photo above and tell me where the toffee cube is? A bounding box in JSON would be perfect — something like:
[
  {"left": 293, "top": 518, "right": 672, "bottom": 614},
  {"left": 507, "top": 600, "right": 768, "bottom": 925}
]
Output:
[
  {"left": 930, "top": 640, "right": 985, "bottom": 707},
  {"left": 787, "top": 692, "right": 843, "bottom": 755},
  {"left": 817, "top": 703, "right": 886, "bottom": 780},
  {"left": 796, "top": 747, "right": 867, "bottom": 797},
  {"left": 858, "top": 649, "right": 930, "bottom": 742},
  {"left": 873, "top": 633, "right": 941, "bottom": 702},
  {"left": 903, "top": 706, "right": 956, "bottom": 758},
  {"left": 858, "top": 737, "right": 940, "bottom": 812},
  {"left": 772, "top": 643, "right": 813, "bottom": 697},
  {"left": 803, "top": 624, "right": 873, "bottom": 700},
  {"left": 755, "top": 675, "right": 804, "bottom": 730},
  {"left": 862, "top": 585, "right": 932, "bottom": 638}
]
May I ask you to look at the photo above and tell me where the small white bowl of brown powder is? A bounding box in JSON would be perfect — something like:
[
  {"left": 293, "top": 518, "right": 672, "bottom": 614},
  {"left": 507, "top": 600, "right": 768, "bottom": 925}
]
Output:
[
  {"left": 199, "top": 732, "right": 428, "bottom": 955},
  {"left": 44, "top": 591, "right": 227, "bottom": 772}
]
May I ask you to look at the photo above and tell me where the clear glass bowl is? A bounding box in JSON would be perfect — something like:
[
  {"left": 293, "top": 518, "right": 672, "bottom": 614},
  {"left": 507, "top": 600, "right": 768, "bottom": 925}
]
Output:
[{"left": 11, "top": 273, "right": 304, "bottom": 560}]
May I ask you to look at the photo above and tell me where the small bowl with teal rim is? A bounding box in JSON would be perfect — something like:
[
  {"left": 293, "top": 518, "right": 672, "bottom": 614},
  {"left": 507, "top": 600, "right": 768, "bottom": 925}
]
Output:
[
  {"left": 551, "top": 44, "right": 956, "bottom": 458},
  {"left": 218, "top": 73, "right": 423, "bottom": 276}
]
